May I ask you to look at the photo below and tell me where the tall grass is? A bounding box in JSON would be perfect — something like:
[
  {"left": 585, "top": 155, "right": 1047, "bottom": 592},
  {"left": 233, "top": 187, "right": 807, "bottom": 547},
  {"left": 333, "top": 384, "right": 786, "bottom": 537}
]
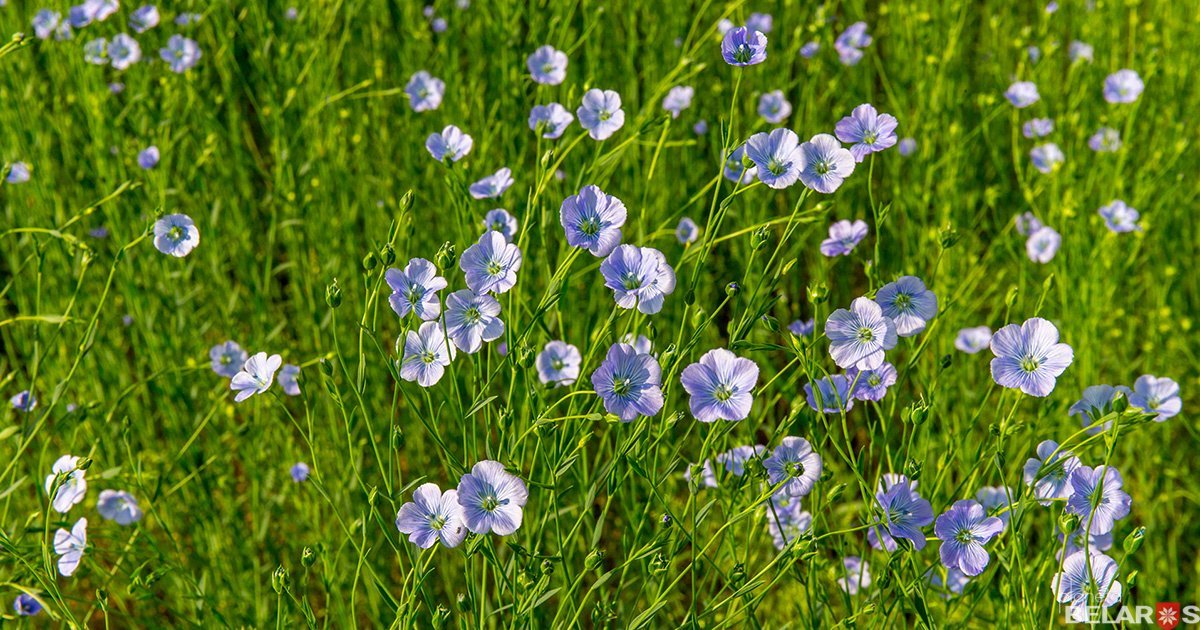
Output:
[{"left": 1, "top": 0, "right": 1197, "bottom": 626}]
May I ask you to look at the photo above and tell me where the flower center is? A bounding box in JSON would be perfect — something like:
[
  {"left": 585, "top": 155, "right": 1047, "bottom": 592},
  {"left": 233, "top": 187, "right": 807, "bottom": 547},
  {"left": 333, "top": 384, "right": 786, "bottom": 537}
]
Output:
[
  {"left": 580, "top": 217, "right": 601, "bottom": 236},
  {"left": 421, "top": 350, "right": 436, "bottom": 365},
  {"left": 487, "top": 260, "right": 503, "bottom": 275},
  {"left": 168, "top": 226, "right": 184, "bottom": 240},
  {"left": 621, "top": 273, "right": 642, "bottom": 291},
  {"left": 714, "top": 384, "right": 734, "bottom": 402},
  {"left": 954, "top": 529, "right": 973, "bottom": 543},
  {"left": 598, "top": 110, "right": 611, "bottom": 121},
  {"left": 464, "top": 307, "right": 481, "bottom": 323},
  {"left": 894, "top": 293, "right": 912, "bottom": 311},
  {"left": 786, "top": 461, "right": 805, "bottom": 478},
  {"left": 1019, "top": 355, "right": 1040, "bottom": 373},
  {"left": 857, "top": 326, "right": 874, "bottom": 342},
  {"left": 481, "top": 492, "right": 502, "bottom": 512},
  {"left": 612, "top": 375, "right": 632, "bottom": 397},
  {"left": 863, "top": 131, "right": 878, "bottom": 144},
  {"left": 734, "top": 46, "right": 752, "bottom": 63},
  {"left": 868, "top": 374, "right": 881, "bottom": 387},
  {"left": 815, "top": 159, "right": 834, "bottom": 176},
  {"left": 551, "top": 358, "right": 564, "bottom": 370},
  {"left": 429, "top": 514, "right": 447, "bottom": 530},
  {"left": 767, "top": 158, "right": 786, "bottom": 175}
]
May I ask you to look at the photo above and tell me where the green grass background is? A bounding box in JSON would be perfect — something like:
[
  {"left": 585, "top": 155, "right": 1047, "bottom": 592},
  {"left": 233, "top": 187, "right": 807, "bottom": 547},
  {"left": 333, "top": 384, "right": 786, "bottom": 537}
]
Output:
[{"left": 1, "top": 0, "right": 1198, "bottom": 626}]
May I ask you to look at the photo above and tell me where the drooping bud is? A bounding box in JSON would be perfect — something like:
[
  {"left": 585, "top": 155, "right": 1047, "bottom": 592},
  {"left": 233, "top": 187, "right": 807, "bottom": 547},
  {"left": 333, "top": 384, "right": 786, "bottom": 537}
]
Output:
[{"left": 584, "top": 549, "right": 605, "bottom": 571}]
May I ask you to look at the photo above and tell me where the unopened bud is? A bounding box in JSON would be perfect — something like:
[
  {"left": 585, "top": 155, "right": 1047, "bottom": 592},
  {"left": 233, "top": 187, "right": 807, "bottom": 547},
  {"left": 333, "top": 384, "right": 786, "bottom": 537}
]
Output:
[
  {"left": 271, "top": 566, "right": 290, "bottom": 594},
  {"left": 751, "top": 226, "right": 771, "bottom": 250},
  {"left": 1123, "top": 526, "right": 1145, "bottom": 554},
  {"left": 730, "top": 563, "right": 746, "bottom": 588},
  {"left": 903, "top": 458, "right": 922, "bottom": 481},
  {"left": 939, "top": 225, "right": 961, "bottom": 249},
  {"left": 431, "top": 604, "right": 450, "bottom": 629},
  {"left": 807, "top": 282, "right": 829, "bottom": 304},
  {"left": 325, "top": 279, "right": 342, "bottom": 308},
  {"left": 436, "top": 242, "right": 457, "bottom": 269},
  {"left": 584, "top": 549, "right": 605, "bottom": 571}
]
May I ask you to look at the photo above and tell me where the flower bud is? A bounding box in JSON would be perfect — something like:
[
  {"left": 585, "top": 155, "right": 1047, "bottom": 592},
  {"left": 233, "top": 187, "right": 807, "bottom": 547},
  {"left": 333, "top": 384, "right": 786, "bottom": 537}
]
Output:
[
  {"left": 456, "top": 592, "right": 471, "bottom": 613},
  {"left": 904, "top": 400, "right": 929, "bottom": 425},
  {"left": 1123, "top": 526, "right": 1145, "bottom": 554},
  {"left": 399, "top": 190, "right": 414, "bottom": 213},
  {"left": 271, "top": 566, "right": 290, "bottom": 594},
  {"left": 760, "top": 314, "right": 781, "bottom": 333},
  {"left": 380, "top": 243, "right": 396, "bottom": 265},
  {"left": 301, "top": 546, "right": 317, "bottom": 567},
  {"left": 807, "top": 282, "right": 829, "bottom": 304},
  {"left": 903, "top": 458, "right": 922, "bottom": 481},
  {"left": 725, "top": 282, "right": 741, "bottom": 296},
  {"left": 1059, "top": 512, "right": 1080, "bottom": 534},
  {"left": 325, "top": 279, "right": 342, "bottom": 308},
  {"left": 751, "top": 226, "right": 771, "bottom": 250},
  {"left": 431, "top": 604, "right": 450, "bottom": 629},
  {"left": 584, "top": 549, "right": 605, "bottom": 571},
  {"left": 540, "top": 559, "right": 554, "bottom": 576},
  {"left": 436, "top": 241, "right": 457, "bottom": 269},
  {"left": 730, "top": 563, "right": 747, "bottom": 588},
  {"left": 939, "top": 225, "right": 961, "bottom": 249}
]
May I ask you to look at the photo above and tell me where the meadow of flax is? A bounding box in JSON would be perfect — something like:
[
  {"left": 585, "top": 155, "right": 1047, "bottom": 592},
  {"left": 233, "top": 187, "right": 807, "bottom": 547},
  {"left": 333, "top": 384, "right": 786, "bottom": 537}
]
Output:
[{"left": 1, "top": 0, "right": 1198, "bottom": 627}]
